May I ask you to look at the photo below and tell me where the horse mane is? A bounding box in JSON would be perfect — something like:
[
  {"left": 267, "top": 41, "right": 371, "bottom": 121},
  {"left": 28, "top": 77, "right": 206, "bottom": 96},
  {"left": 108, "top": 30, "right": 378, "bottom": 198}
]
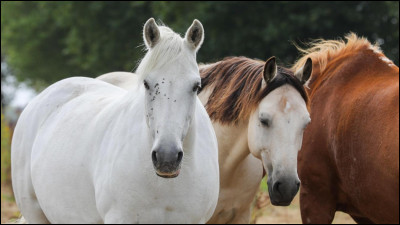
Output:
[
  {"left": 291, "top": 32, "right": 394, "bottom": 78},
  {"left": 135, "top": 25, "right": 185, "bottom": 83},
  {"left": 199, "top": 57, "right": 308, "bottom": 125}
]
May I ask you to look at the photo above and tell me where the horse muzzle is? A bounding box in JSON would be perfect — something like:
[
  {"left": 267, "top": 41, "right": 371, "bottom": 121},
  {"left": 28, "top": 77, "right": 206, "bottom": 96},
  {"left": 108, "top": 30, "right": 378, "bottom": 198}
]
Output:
[
  {"left": 267, "top": 177, "right": 300, "bottom": 206},
  {"left": 151, "top": 148, "right": 183, "bottom": 178}
]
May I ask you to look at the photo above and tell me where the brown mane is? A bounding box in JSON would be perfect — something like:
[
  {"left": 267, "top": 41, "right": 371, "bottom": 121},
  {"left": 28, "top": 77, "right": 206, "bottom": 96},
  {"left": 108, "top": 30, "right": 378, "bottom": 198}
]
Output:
[
  {"left": 199, "top": 57, "right": 308, "bottom": 125},
  {"left": 291, "top": 33, "right": 396, "bottom": 97}
]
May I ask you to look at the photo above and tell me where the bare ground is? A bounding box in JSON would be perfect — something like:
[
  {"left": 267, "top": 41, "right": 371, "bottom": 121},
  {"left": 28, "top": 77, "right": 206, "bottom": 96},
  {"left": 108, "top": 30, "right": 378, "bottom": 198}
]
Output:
[
  {"left": 1, "top": 185, "right": 19, "bottom": 224},
  {"left": 251, "top": 190, "right": 356, "bottom": 224}
]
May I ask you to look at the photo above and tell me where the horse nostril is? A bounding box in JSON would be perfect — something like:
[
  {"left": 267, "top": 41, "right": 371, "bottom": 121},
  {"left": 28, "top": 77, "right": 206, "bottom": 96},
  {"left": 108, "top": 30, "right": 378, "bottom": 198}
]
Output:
[
  {"left": 152, "top": 151, "right": 158, "bottom": 163},
  {"left": 296, "top": 180, "right": 301, "bottom": 190},
  {"left": 177, "top": 151, "right": 183, "bottom": 164},
  {"left": 273, "top": 181, "right": 282, "bottom": 194}
]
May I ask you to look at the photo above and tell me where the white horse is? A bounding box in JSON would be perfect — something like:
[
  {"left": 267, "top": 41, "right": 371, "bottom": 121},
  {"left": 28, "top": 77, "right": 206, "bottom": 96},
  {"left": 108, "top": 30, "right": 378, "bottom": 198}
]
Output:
[
  {"left": 98, "top": 56, "right": 313, "bottom": 223},
  {"left": 11, "top": 18, "right": 219, "bottom": 224}
]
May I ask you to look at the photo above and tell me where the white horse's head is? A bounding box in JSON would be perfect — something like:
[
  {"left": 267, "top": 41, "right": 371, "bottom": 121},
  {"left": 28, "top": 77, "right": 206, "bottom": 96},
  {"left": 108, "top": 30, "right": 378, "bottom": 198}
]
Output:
[
  {"left": 248, "top": 57, "right": 312, "bottom": 205},
  {"left": 137, "top": 18, "right": 204, "bottom": 178}
]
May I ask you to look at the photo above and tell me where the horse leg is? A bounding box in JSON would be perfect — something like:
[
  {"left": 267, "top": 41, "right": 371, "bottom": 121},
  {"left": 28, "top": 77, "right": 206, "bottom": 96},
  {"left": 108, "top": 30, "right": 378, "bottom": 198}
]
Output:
[
  {"left": 230, "top": 209, "right": 251, "bottom": 224},
  {"left": 18, "top": 197, "right": 50, "bottom": 224},
  {"left": 12, "top": 147, "right": 50, "bottom": 223},
  {"left": 300, "top": 186, "right": 336, "bottom": 224},
  {"left": 13, "top": 177, "right": 50, "bottom": 223},
  {"left": 350, "top": 215, "right": 374, "bottom": 224}
]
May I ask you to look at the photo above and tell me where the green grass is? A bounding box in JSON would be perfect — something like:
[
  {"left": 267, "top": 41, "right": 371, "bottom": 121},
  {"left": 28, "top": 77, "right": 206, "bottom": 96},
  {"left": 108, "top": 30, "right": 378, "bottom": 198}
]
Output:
[
  {"left": 260, "top": 176, "right": 268, "bottom": 192},
  {"left": 1, "top": 113, "right": 12, "bottom": 185}
]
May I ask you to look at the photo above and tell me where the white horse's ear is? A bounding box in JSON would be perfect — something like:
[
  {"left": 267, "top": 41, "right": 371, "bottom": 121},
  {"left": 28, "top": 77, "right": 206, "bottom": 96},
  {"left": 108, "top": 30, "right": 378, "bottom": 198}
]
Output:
[
  {"left": 185, "top": 19, "right": 204, "bottom": 51},
  {"left": 295, "top": 58, "right": 312, "bottom": 85},
  {"left": 143, "top": 18, "right": 160, "bottom": 49},
  {"left": 263, "top": 56, "right": 277, "bottom": 85}
]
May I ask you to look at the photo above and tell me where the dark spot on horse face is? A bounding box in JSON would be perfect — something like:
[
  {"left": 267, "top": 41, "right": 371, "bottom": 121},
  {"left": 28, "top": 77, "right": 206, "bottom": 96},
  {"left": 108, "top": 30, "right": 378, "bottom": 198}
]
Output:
[
  {"left": 164, "top": 94, "right": 166, "bottom": 97},
  {"left": 174, "top": 100, "right": 176, "bottom": 102}
]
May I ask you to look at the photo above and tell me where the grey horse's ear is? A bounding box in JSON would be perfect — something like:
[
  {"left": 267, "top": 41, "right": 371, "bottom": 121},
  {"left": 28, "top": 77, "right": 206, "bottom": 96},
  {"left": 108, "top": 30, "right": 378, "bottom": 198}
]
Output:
[
  {"left": 295, "top": 58, "right": 313, "bottom": 85},
  {"left": 143, "top": 18, "right": 160, "bottom": 49},
  {"left": 263, "top": 56, "right": 277, "bottom": 84},
  {"left": 185, "top": 19, "right": 204, "bottom": 51}
]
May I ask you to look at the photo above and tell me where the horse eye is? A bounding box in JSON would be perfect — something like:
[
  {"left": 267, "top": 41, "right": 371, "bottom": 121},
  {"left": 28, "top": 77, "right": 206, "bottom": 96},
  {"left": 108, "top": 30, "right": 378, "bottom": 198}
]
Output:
[
  {"left": 144, "top": 80, "right": 150, "bottom": 90},
  {"left": 193, "top": 83, "right": 201, "bottom": 92},
  {"left": 260, "top": 119, "right": 270, "bottom": 127}
]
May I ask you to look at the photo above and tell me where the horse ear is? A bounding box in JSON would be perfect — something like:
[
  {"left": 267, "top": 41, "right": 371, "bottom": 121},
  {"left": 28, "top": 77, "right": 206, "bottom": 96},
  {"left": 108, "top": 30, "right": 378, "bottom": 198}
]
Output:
[
  {"left": 263, "top": 56, "right": 277, "bottom": 84},
  {"left": 143, "top": 18, "right": 160, "bottom": 49},
  {"left": 295, "top": 58, "right": 312, "bottom": 85},
  {"left": 185, "top": 19, "right": 204, "bottom": 51}
]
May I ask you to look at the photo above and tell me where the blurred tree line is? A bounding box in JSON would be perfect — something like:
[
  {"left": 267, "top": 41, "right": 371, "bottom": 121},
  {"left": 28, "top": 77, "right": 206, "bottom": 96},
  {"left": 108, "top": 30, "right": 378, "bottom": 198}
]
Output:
[{"left": 1, "top": 1, "right": 399, "bottom": 87}]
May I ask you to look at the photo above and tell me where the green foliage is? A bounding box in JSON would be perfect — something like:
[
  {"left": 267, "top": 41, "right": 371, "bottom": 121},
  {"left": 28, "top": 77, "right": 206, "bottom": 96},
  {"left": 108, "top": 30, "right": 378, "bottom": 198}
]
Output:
[
  {"left": 260, "top": 176, "right": 268, "bottom": 192},
  {"left": 1, "top": 2, "right": 399, "bottom": 87},
  {"left": 1, "top": 113, "right": 12, "bottom": 185}
]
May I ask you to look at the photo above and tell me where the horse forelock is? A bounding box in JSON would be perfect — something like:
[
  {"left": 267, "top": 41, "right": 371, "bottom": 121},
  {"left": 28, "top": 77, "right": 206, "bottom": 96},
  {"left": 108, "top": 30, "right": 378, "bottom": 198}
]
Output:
[
  {"left": 199, "top": 57, "right": 308, "bottom": 125},
  {"left": 136, "top": 25, "right": 186, "bottom": 83}
]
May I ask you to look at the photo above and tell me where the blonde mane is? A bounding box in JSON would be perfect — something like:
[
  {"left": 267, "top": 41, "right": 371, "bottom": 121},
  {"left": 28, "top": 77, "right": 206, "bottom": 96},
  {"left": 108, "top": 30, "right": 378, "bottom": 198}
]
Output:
[{"left": 291, "top": 33, "right": 389, "bottom": 74}]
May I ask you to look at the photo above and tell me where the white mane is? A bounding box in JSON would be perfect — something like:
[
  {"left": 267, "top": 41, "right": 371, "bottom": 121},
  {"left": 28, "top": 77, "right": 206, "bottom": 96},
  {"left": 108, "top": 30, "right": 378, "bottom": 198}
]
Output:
[{"left": 136, "top": 26, "right": 185, "bottom": 83}]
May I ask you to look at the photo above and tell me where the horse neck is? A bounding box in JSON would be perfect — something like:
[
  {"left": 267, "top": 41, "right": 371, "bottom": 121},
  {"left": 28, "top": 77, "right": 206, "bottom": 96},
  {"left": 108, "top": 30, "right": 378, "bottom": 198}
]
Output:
[
  {"left": 306, "top": 54, "right": 353, "bottom": 99},
  {"left": 115, "top": 87, "right": 151, "bottom": 141},
  {"left": 198, "top": 84, "right": 251, "bottom": 175},
  {"left": 213, "top": 120, "right": 250, "bottom": 180},
  {"left": 307, "top": 49, "right": 398, "bottom": 99}
]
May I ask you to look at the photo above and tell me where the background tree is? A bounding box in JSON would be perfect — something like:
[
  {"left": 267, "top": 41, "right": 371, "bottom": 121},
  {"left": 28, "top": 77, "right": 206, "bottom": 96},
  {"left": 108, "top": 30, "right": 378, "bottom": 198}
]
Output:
[{"left": 1, "top": 1, "right": 398, "bottom": 88}]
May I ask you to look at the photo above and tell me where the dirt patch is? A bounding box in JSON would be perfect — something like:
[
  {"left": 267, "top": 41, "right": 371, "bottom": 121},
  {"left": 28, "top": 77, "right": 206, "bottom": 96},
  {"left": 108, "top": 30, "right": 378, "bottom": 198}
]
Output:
[
  {"left": 1, "top": 185, "right": 20, "bottom": 224},
  {"left": 251, "top": 190, "right": 355, "bottom": 224}
]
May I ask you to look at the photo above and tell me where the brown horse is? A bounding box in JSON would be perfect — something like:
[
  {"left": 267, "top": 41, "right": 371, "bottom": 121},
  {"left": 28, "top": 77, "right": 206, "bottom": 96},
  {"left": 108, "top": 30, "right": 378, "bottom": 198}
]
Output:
[{"left": 293, "top": 33, "right": 399, "bottom": 224}]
